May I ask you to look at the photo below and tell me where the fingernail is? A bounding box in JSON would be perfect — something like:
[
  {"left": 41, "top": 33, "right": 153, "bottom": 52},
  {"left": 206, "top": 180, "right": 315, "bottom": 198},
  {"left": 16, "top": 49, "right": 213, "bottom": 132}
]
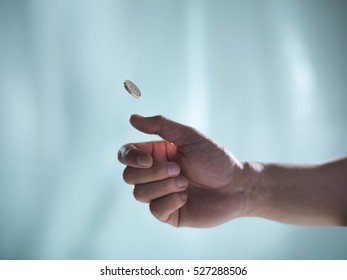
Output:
[
  {"left": 176, "top": 177, "right": 187, "bottom": 188},
  {"left": 168, "top": 164, "right": 180, "bottom": 176},
  {"left": 131, "top": 114, "right": 144, "bottom": 119},
  {"left": 137, "top": 155, "right": 151, "bottom": 167}
]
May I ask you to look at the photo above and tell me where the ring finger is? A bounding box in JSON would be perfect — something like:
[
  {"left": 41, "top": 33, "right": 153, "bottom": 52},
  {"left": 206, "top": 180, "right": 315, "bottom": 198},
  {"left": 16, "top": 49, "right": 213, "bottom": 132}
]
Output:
[{"left": 133, "top": 176, "right": 188, "bottom": 203}]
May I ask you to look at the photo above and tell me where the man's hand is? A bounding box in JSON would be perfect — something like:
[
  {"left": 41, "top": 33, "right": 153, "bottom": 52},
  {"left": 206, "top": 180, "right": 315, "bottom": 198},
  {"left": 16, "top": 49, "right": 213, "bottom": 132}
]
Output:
[
  {"left": 118, "top": 115, "right": 347, "bottom": 227},
  {"left": 117, "top": 115, "right": 254, "bottom": 227}
]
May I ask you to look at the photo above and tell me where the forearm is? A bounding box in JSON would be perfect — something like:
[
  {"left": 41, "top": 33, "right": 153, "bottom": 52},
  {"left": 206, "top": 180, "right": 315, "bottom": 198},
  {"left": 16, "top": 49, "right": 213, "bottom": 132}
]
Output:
[{"left": 244, "top": 157, "right": 347, "bottom": 226}]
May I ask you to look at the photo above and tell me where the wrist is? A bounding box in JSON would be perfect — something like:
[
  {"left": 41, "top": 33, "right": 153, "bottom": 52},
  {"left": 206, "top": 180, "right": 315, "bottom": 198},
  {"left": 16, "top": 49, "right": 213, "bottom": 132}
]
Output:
[{"left": 239, "top": 161, "right": 269, "bottom": 218}]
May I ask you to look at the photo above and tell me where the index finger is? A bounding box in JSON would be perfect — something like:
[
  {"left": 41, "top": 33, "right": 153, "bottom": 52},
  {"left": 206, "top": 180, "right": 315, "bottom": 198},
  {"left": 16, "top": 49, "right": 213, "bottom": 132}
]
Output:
[{"left": 117, "top": 143, "right": 153, "bottom": 168}]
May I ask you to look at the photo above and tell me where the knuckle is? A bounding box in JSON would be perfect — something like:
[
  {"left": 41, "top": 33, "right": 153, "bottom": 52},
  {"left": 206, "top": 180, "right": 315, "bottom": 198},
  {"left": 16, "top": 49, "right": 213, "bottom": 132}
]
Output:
[
  {"left": 153, "top": 114, "right": 166, "bottom": 122},
  {"left": 122, "top": 167, "right": 134, "bottom": 184},
  {"left": 149, "top": 203, "right": 165, "bottom": 222},
  {"left": 149, "top": 193, "right": 184, "bottom": 224},
  {"left": 133, "top": 186, "right": 148, "bottom": 203},
  {"left": 151, "top": 115, "right": 166, "bottom": 135}
]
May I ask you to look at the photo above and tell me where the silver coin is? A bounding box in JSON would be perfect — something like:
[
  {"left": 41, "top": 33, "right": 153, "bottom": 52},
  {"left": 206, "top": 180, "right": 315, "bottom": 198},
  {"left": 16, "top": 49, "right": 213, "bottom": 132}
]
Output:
[{"left": 124, "top": 80, "right": 141, "bottom": 98}]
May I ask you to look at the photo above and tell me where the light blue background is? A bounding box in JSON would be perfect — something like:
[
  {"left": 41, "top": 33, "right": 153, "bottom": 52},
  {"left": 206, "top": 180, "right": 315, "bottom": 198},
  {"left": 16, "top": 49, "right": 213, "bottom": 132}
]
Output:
[{"left": 1, "top": 0, "right": 347, "bottom": 259}]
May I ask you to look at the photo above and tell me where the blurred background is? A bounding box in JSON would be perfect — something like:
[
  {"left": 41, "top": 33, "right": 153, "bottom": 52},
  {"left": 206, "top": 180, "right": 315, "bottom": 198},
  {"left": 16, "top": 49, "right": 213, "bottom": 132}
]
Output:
[{"left": 1, "top": 0, "right": 347, "bottom": 259}]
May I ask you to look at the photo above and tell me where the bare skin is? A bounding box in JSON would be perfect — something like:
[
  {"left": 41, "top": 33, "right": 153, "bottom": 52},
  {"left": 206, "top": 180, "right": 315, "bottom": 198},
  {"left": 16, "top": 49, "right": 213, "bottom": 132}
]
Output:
[{"left": 118, "top": 114, "right": 347, "bottom": 227}]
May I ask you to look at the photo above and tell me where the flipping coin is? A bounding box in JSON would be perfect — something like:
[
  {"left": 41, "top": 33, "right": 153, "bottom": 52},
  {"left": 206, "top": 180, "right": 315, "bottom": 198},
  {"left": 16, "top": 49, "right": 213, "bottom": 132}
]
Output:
[{"left": 124, "top": 80, "right": 141, "bottom": 99}]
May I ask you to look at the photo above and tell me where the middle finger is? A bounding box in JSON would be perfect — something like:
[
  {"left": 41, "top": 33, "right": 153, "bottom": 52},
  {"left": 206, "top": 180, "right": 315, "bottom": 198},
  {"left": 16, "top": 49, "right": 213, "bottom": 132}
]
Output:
[{"left": 123, "top": 162, "right": 181, "bottom": 184}]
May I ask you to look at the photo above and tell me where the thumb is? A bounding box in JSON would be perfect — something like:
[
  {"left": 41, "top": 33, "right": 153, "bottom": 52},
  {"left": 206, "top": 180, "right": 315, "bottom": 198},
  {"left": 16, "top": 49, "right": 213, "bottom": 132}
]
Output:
[{"left": 129, "top": 114, "right": 203, "bottom": 147}]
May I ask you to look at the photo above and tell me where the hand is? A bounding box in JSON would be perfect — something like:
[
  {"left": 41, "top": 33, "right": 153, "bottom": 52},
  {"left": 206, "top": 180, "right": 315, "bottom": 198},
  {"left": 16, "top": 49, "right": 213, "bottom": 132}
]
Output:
[{"left": 118, "top": 115, "right": 254, "bottom": 227}]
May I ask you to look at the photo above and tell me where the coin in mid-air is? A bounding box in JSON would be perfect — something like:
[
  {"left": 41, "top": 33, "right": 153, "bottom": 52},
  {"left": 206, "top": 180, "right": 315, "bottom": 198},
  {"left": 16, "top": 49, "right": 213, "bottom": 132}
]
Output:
[{"left": 124, "top": 80, "right": 141, "bottom": 98}]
